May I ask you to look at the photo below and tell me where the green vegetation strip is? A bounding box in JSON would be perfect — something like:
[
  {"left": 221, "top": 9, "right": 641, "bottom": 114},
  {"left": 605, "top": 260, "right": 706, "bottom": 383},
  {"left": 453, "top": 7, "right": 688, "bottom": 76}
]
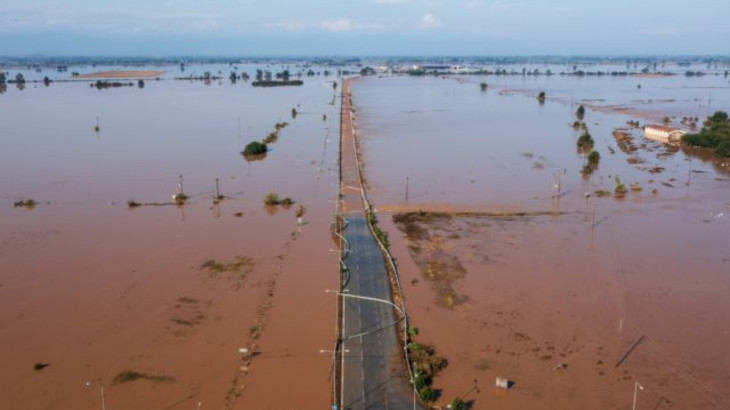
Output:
[
  {"left": 263, "top": 192, "right": 294, "bottom": 207},
  {"left": 13, "top": 199, "right": 36, "bottom": 208},
  {"left": 200, "top": 256, "right": 254, "bottom": 273},
  {"left": 112, "top": 370, "right": 175, "bottom": 385},
  {"left": 409, "top": 341, "right": 448, "bottom": 402},
  {"left": 683, "top": 111, "right": 730, "bottom": 158}
]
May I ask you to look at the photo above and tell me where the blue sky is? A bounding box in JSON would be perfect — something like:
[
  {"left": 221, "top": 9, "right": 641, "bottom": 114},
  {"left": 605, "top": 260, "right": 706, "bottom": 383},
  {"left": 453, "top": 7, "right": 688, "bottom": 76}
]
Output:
[{"left": 1, "top": 0, "right": 728, "bottom": 56}]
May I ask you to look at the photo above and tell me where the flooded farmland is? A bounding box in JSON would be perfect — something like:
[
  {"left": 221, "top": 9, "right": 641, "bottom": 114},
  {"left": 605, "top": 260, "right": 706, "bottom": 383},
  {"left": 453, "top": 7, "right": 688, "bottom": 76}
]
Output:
[
  {"left": 2, "top": 59, "right": 730, "bottom": 410},
  {"left": 1, "top": 63, "right": 343, "bottom": 409},
  {"left": 352, "top": 71, "right": 730, "bottom": 409}
]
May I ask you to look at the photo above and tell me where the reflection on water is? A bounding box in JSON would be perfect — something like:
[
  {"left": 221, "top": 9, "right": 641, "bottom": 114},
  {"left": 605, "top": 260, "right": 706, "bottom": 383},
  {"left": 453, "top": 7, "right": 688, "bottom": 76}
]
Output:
[{"left": 242, "top": 152, "right": 267, "bottom": 162}]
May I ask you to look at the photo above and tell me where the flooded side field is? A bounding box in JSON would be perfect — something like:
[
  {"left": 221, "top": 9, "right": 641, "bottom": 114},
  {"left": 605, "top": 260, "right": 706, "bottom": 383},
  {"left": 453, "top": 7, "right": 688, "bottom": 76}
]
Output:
[
  {"left": 352, "top": 74, "right": 730, "bottom": 409},
  {"left": 0, "top": 68, "right": 343, "bottom": 409}
]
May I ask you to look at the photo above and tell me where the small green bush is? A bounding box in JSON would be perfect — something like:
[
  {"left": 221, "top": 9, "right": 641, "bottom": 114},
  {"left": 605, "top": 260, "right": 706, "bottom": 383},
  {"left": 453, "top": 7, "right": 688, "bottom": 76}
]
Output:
[
  {"left": 13, "top": 198, "right": 36, "bottom": 208},
  {"left": 262, "top": 132, "right": 278, "bottom": 144},
  {"left": 243, "top": 141, "right": 268, "bottom": 156},
  {"left": 450, "top": 397, "right": 467, "bottom": 410},
  {"left": 614, "top": 177, "right": 628, "bottom": 198},
  {"left": 582, "top": 150, "right": 601, "bottom": 175},
  {"left": 577, "top": 131, "right": 594, "bottom": 152},
  {"left": 264, "top": 192, "right": 281, "bottom": 206},
  {"left": 418, "top": 386, "right": 438, "bottom": 402},
  {"left": 274, "top": 121, "right": 289, "bottom": 131}
]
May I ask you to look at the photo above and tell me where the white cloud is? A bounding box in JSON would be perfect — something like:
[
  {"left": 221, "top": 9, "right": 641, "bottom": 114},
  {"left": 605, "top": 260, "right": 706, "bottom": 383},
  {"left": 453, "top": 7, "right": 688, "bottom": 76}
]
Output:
[
  {"left": 420, "top": 13, "right": 442, "bottom": 29},
  {"left": 321, "top": 18, "right": 353, "bottom": 32},
  {"left": 272, "top": 20, "right": 307, "bottom": 31},
  {"left": 375, "top": 0, "right": 409, "bottom": 4},
  {"left": 465, "top": 0, "right": 483, "bottom": 8}
]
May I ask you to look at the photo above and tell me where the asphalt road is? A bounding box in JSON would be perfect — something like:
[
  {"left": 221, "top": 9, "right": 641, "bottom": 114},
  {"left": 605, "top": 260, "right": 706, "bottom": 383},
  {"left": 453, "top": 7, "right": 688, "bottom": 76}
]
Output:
[{"left": 340, "top": 214, "right": 416, "bottom": 410}]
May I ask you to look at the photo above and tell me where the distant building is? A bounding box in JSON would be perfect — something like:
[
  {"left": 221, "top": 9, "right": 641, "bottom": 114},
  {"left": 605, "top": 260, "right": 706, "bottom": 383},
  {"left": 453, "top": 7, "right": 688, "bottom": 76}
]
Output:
[{"left": 644, "top": 124, "right": 686, "bottom": 144}]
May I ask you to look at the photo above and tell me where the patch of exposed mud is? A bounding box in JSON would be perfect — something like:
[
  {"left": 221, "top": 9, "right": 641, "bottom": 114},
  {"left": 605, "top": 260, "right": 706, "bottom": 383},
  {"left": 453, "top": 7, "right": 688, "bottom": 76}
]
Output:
[
  {"left": 393, "top": 211, "right": 549, "bottom": 309},
  {"left": 393, "top": 212, "right": 467, "bottom": 308},
  {"left": 613, "top": 129, "right": 639, "bottom": 155}
]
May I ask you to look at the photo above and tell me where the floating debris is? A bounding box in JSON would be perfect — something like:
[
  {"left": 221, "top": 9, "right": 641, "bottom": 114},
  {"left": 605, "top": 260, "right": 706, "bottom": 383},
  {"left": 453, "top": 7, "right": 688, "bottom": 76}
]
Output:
[{"left": 495, "top": 377, "right": 513, "bottom": 389}]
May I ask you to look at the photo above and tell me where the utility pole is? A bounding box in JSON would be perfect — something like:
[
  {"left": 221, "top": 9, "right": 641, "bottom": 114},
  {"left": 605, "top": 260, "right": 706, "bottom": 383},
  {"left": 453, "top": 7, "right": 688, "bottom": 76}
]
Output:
[
  {"left": 85, "top": 379, "right": 106, "bottom": 410},
  {"left": 405, "top": 176, "right": 409, "bottom": 205},
  {"left": 632, "top": 382, "right": 644, "bottom": 410},
  {"left": 552, "top": 174, "right": 562, "bottom": 216},
  {"left": 590, "top": 209, "right": 596, "bottom": 249}
]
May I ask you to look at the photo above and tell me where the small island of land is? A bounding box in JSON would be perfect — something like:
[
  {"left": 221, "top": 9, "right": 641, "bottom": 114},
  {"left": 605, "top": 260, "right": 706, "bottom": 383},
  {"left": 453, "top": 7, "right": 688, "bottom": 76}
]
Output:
[{"left": 73, "top": 70, "right": 165, "bottom": 79}]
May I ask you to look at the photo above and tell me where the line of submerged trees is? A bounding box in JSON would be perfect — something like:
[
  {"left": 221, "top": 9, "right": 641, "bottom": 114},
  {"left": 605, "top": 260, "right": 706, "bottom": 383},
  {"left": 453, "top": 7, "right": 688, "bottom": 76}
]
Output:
[
  {"left": 408, "top": 68, "right": 729, "bottom": 77},
  {"left": 0, "top": 72, "right": 147, "bottom": 90},
  {"left": 573, "top": 105, "right": 601, "bottom": 175}
]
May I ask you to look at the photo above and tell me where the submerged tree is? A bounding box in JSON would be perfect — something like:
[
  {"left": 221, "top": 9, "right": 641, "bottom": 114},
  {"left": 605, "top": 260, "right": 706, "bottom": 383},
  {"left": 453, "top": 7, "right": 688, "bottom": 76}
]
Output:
[
  {"left": 537, "top": 91, "right": 546, "bottom": 104},
  {"left": 449, "top": 397, "right": 467, "bottom": 410},
  {"left": 577, "top": 131, "right": 594, "bottom": 152},
  {"left": 576, "top": 105, "right": 585, "bottom": 121},
  {"left": 582, "top": 150, "right": 600, "bottom": 175},
  {"left": 614, "top": 177, "right": 628, "bottom": 198},
  {"left": 243, "top": 141, "right": 268, "bottom": 156},
  {"left": 279, "top": 70, "right": 291, "bottom": 81}
]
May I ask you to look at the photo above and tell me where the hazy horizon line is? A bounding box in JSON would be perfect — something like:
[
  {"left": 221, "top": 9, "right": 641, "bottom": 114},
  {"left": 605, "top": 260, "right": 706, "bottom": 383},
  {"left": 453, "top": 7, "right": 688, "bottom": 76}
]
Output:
[{"left": 2, "top": 53, "right": 730, "bottom": 60}]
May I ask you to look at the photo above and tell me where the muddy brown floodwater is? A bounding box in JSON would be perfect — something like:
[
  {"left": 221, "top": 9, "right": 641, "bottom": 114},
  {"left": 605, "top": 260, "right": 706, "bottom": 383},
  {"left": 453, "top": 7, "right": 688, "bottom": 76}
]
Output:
[
  {"left": 1, "top": 67, "right": 343, "bottom": 409},
  {"left": 352, "top": 75, "right": 730, "bottom": 409},
  {"left": 2, "top": 63, "right": 729, "bottom": 410}
]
